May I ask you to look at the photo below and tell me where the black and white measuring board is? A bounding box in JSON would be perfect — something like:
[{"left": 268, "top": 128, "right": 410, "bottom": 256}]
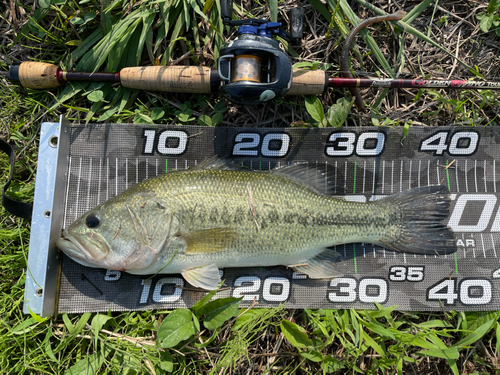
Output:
[{"left": 23, "top": 117, "right": 500, "bottom": 315}]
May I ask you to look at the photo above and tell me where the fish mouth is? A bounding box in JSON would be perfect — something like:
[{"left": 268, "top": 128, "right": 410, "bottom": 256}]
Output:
[{"left": 56, "top": 230, "right": 101, "bottom": 267}]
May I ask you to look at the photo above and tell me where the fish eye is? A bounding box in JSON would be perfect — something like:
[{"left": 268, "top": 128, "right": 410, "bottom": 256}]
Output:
[{"left": 85, "top": 213, "right": 101, "bottom": 228}]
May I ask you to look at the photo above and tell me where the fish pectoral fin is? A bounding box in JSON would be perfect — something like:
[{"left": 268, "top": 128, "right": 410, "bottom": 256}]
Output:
[
  {"left": 181, "top": 228, "right": 238, "bottom": 254},
  {"left": 181, "top": 264, "right": 221, "bottom": 290},
  {"left": 290, "top": 249, "right": 344, "bottom": 279}
]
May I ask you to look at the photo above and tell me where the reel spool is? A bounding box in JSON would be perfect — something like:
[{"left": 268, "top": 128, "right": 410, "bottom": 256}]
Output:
[
  {"left": 217, "top": 1, "right": 303, "bottom": 105},
  {"left": 231, "top": 55, "right": 262, "bottom": 83}
]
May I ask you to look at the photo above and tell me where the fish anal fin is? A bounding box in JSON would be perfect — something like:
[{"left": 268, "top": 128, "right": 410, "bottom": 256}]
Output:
[
  {"left": 182, "top": 228, "right": 238, "bottom": 254},
  {"left": 290, "top": 249, "right": 344, "bottom": 279},
  {"left": 181, "top": 264, "right": 221, "bottom": 290}
]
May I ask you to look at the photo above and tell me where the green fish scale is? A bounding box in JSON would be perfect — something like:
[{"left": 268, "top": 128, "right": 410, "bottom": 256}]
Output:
[{"left": 143, "top": 169, "right": 401, "bottom": 263}]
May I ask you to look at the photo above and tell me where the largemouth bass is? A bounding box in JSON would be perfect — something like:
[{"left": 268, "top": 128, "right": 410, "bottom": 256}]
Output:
[{"left": 56, "top": 160, "right": 456, "bottom": 290}]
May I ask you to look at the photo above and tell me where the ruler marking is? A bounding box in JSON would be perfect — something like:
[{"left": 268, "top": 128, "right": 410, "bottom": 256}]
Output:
[
  {"left": 146, "top": 159, "right": 148, "bottom": 180},
  {"left": 175, "top": 159, "right": 178, "bottom": 171},
  {"left": 335, "top": 161, "right": 338, "bottom": 194},
  {"left": 391, "top": 160, "right": 394, "bottom": 194},
  {"left": 353, "top": 161, "right": 357, "bottom": 194},
  {"left": 400, "top": 160, "right": 403, "bottom": 192},
  {"left": 136, "top": 158, "right": 138, "bottom": 184},
  {"left": 494, "top": 160, "right": 497, "bottom": 193},
  {"left": 324, "top": 161, "right": 327, "bottom": 193},
  {"left": 472, "top": 234, "right": 476, "bottom": 258},
  {"left": 64, "top": 156, "right": 73, "bottom": 226},
  {"left": 409, "top": 160, "right": 412, "bottom": 190},
  {"left": 362, "top": 161, "right": 366, "bottom": 194},
  {"left": 418, "top": 160, "right": 421, "bottom": 188},
  {"left": 97, "top": 158, "right": 102, "bottom": 205},
  {"left": 390, "top": 160, "right": 394, "bottom": 194},
  {"left": 475, "top": 159, "right": 478, "bottom": 193},
  {"left": 125, "top": 158, "right": 128, "bottom": 189},
  {"left": 484, "top": 160, "right": 487, "bottom": 193},
  {"left": 362, "top": 243, "right": 366, "bottom": 258},
  {"left": 427, "top": 160, "right": 430, "bottom": 187},
  {"left": 86, "top": 158, "right": 92, "bottom": 210},
  {"left": 446, "top": 160, "right": 451, "bottom": 191},
  {"left": 403, "top": 252, "right": 406, "bottom": 264},
  {"left": 455, "top": 159, "right": 460, "bottom": 193},
  {"left": 372, "top": 160, "right": 376, "bottom": 194},
  {"left": 76, "top": 157, "right": 82, "bottom": 216},
  {"left": 462, "top": 234, "right": 466, "bottom": 258},
  {"left": 372, "top": 244, "right": 376, "bottom": 258},
  {"left": 106, "top": 158, "right": 109, "bottom": 201},
  {"left": 491, "top": 233, "right": 497, "bottom": 258},
  {"left": 115, "top": 158, "right": 118, "bottom": 196},
  {"left": 481, "top": 234, "right": 487, "bottom": 258},
  {"left": 436, "top": 159, "right": 439, "bottom": 186},
  {"left": 353, "top": 243, "right": 357, "bottom": 273},
  {"left": 465, "top": 159, "right": 468, "bottom": 192},
  {"left": 344, "top": 161, "right": 347, "bottom": 194},
  {"left": 382, "top": 161, "right": 385, "bottom": 194}
]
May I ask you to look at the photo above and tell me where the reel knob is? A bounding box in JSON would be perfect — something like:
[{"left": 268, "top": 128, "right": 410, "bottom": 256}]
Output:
[{"left": 290, "top": 7, "right": 304, "bottom": 44}]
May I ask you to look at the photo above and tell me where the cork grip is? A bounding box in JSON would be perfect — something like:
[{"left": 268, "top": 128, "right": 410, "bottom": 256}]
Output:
[
  {"left": 18, "top": 62, "right": 60, "bottom": 89},
  {"left": 287, "top": 69, "right": 327, "bottom": 96},
  {"left": 120, "top": 66, "right": 212, "bottom": 93}
]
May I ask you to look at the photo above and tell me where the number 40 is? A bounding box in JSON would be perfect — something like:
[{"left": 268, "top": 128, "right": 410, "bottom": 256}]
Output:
[{"left": 419, "top": 131, "right": 478, "bottom": 156}]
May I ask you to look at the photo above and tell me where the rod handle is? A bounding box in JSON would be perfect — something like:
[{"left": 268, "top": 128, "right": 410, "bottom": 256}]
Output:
[
  {"left": 15, "top": 62, "right": 60, "bottom": 89},
  {"left": 120, "top": 66, "right": 212, "bottom": 93},
  {"left": 287, "top": 69, "right": 327, "bottom": 96}
]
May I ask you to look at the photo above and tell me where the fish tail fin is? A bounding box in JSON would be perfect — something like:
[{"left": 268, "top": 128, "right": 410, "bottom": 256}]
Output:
[{"left": 378, "top": 185, "right": 456, "bottom": 255}]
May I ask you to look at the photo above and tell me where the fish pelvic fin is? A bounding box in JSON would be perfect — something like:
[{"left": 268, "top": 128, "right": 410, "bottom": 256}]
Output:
[
  {"left": 181, "top": 228, "right": 238, "bottom": 254},
  {"left": 378, "top": 185, "right": 456, "bottom": 255},
  {"left": 182, "top": 264, "right": 221, "bottom": 290},
  {"left": 290, "top": 249, "right": 344, "bottom": 279}
]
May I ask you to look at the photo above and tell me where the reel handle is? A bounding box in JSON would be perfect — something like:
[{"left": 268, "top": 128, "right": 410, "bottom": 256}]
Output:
[{"left": 221, "top": 0, "right": 233, "bottom": 24}]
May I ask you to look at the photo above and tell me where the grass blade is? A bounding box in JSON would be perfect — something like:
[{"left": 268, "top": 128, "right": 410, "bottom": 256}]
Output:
[
  {"left": 356, "top": 0, "right": 476, "bottom": 73},
  {"left": 269, "top": 0, "right": 278, "bottom": 22}
]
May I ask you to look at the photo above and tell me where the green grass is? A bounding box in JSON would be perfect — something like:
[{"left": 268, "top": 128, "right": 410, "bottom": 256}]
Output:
[{"left": 2, "top": 0, "right": 500, "bottom": 373}]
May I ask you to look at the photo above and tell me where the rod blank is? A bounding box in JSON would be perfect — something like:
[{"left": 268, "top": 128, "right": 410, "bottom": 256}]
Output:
[{"left": 5, "top": 62, "right": 499, "bottom": 98}]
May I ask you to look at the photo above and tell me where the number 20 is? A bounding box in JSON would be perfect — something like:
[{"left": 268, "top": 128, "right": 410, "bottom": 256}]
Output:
[{"left": 232, "top": 133, "right": 290, "bottom": 157}]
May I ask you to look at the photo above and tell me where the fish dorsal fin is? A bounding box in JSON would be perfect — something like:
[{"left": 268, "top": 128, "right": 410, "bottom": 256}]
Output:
[
  {"left": 192, "top": 156, "right": 242, "bottom": 171},
  {"left": 182, "top": 264, "right": 221, "bottom": 290},
  {"left": 272, "top": 163, "right": 337, "bottom": 195},
  {"left": 181, "top": 228, "right": 238, "bottom": 254},
  {"left": 290, "top": 248, "right": 344, "bottom": 279}
]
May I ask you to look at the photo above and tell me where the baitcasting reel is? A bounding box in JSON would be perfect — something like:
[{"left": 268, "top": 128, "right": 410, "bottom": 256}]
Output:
[{"left": 217, "top": 0, "right": 304, "bottom": 105}]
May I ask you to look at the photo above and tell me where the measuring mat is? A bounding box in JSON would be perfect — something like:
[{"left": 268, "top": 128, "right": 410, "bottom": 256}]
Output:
[{"left": 24, "top": 119, "right": 500, "bottom": 315}]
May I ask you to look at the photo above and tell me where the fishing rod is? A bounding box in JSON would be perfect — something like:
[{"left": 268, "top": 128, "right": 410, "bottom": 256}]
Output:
[{"left": 1, "top": 1, "right": 499, "bottom": 108}]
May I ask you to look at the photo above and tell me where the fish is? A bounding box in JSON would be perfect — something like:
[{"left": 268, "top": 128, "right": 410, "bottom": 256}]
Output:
[{"left": 56, "top": 159, "right": 456, "bottom": 290}]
